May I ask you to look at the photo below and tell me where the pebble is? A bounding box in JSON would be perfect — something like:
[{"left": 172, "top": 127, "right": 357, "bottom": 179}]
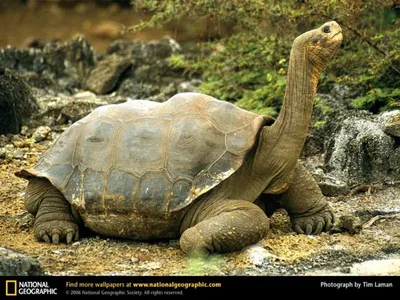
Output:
[
  {"left": 13, "top": 149, "right": 24, "bottom": 159},
  {"left": 32, "top": 126, "right": 51, "bottom": 142},
  {"left": 4, "top": 144, "right": 14, "bottom": 151},
  {"left": 140, "top": 262, "right": 162, "bottom": 271},
  {"left": 130, "top": 257, "right": 139, "bottom": 264},
  {"left": 20, "top": 126, "right": 29, "bottom": 136},
  {"left": 0, "top": 135, "right": 8, "bottom": 147},
  {"left": 242, "top": 244, "right": 274, "bottom": 267}
]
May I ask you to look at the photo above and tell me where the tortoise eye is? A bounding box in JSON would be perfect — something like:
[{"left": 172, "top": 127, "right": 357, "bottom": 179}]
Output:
[{"left": 323, "top": 26, "right": 331, "bottom": 34}]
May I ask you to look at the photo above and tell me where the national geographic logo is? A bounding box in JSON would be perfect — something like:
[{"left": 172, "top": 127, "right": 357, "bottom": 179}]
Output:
[
  {"left": 5, "top": 281, "right": 16, "bottom": 296},
  {"left": 5, "top": 280, "right": 57, "bottom": 296}
]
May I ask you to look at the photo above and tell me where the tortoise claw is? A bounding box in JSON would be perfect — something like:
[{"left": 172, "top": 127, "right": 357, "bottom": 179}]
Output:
[
  {"left": 42, "top": 233, "right": 51, "bottom": 243},
  {"left": 52, "top": 233, "right": 60, "bottom": 245},
  {"left": 34, "top": 220, "right": 79, "bottom": 245},
  {"left": 325, "top": 218, "right": 332, "bottom": 231},
  {"left": 294, "top": 224, "right": 304, "bottom": 234},
  {"left": 74, "top": 231, "right": 79, "bottom": 241},
  {"left": 291, "top": 208, "right": 335, "bottom": 235},
  {"left": 314, "top": 221, "right": 324, "bottom": 234},
  {"left": 66, "top": 232, "right": 73, "bottom": 244},
  {"left": 305, "top": 224, "right": 313, "bottom": 235}
]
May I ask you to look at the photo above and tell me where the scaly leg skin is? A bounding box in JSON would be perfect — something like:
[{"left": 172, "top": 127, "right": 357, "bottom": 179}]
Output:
[
  {"left": 24, "top": 177, "right": 81, "bottom": 244},
  {"left": 270, "top": 164, "right": 335, "bottom": 235},
  {"left": 180, "top": 199, "right": 269, "bottom": 256}
]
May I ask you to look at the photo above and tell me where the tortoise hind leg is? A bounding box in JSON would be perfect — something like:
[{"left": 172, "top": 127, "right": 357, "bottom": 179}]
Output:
[
  {"left": 179, "top": 199, "right": 269, "bottom": 256},
  {"left": 25, "top": 177, "right": 81, "bottom": 244}
]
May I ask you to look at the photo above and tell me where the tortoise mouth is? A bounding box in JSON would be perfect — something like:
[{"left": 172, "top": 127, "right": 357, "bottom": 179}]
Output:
[{"left": 331, "top": 30, "right": 343, "bottom": 42}]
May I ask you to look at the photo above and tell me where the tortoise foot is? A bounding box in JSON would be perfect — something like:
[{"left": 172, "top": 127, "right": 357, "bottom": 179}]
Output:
[
  {"left": 34, "top": 220, "right": 79, "bottom": 245},
  {"left": 291, "top": 209, "right": 335, "bottom": 235}
]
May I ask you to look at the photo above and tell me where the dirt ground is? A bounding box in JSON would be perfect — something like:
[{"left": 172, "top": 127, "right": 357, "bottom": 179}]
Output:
[{"left": 1, "top": 133, "right": 399, "bottom": 276}]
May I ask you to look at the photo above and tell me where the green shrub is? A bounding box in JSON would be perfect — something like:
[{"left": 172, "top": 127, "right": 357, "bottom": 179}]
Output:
[
  {"left": 351, "top": 88, "right": 400, "bottom": 112},
  {"left": 131, "top": 0, "right": 400, "bottom": 115}
]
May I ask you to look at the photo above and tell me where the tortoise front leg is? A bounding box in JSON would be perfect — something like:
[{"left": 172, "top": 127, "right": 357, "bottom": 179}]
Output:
[
  {"left": 268, "top": 164, "right": 335, "bottom": 235},
  {"left": 180, "top": 199, "right": 269, "bottom": 256},
  {"left": 25, "top": 177, "right": 81, "bottom": 244}
]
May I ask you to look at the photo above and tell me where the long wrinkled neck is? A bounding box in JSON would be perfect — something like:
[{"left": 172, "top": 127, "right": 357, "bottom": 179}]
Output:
[
  {"left": 253, "top": 41, "right": 321, "bottom": 193},
  {"left": 274, "top": 45, "right": 316, "bottom": 148}
]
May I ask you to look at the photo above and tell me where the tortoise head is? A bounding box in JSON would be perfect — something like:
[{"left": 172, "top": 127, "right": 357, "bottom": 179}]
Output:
[{"left": 293, "top": 21, "right": 343, "bottom": 74}]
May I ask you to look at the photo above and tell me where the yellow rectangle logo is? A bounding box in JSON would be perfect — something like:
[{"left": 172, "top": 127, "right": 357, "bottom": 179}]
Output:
[{"left": 5, "top": 280, "right": 17, "bottom": 296}]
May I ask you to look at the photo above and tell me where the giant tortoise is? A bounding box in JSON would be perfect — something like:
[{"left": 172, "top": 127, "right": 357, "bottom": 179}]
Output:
[{"left": 16, "top": 21, "right": 343, "bottom": 256}]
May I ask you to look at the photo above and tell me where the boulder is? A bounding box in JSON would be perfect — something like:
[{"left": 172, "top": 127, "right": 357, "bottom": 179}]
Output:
[
  {"left": 0, "top": 35, "right": 96, "bottom": 92},
  {"left": 0, "top": 69, "right": 38, "bottom": 135},
  {"left": 380, "top": 110, "right": 400, "bottom": 138},
  {"left": 107, "top": 37, "right": 190, "bottom": 101},
  {"left": 324, "top": 111, "right": 400, "bottom": 185},
  {"left": 107, "top": 37, "right": 182, "bottom": 65},
  {"left": 0, "top": 247, "right": 44, "bottom": 276},
  {"left": 31, "top": 91, "right": 128, "bottom": 126},
  {"left": 86, "top": 54, "right": 132, "bottom": 94},
  {"left": 303, "top": 84, "right": 356, "bottom": 156}
]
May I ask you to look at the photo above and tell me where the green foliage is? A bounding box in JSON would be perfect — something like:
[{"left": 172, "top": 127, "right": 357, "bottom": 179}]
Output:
[
  {"left": 168, "top": 54, "right": 186, "bottom": 69},
  {"left": 314, "top": 96, "right": 331, "bottom": 115},
  {"left": 189, "top": 34, "right": 289, "bottom": 116},
  {"left": 131, "top": 0, "right": 400, "bottom": 115},
  {"left": 314, "top": 120, "right": 326, "bottom": 128},
  {"left": 351, "top": 88, "right": 400, "bottom": 112}
]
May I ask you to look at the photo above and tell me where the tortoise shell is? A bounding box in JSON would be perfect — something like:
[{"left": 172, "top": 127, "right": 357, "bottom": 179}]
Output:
[{"left": 20, "top": 93, "right": 270, "bottom": 216}]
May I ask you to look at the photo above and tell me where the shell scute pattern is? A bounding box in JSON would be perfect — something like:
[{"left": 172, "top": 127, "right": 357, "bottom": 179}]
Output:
[{"left": 28, "top": 93, "right": 266, "bottom": 215}]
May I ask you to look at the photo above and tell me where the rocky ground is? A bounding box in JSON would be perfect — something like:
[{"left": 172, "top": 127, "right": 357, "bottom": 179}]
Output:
[
  {"left": 1, "top": 150, "right": 399, "bottom": 276},
  {"left": 0, "top": 34, "right": 400, "bottom": 276}
]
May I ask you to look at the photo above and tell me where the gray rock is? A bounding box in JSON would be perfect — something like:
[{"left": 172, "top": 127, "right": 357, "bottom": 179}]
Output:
[
  {"left": 0, "top": 35, "right": 96, "bottom": 93},
  {"left": 303, "top": 84, "right": 357, "bottom": 156},
  {"left": 317, "top": 84, "right": 355, "bottom": 112},
  {"left": 108, "top": 38, "right": 190, "bottom": 101},
  {"left": 60, "top": 92, "right": 127, "bottom": 123},
  {"left": 178, "top": 79, "right": 202, "bottom": 93},
  {"left": 86, "top": 54, "right": 132, "bottom": 95},
  {"left": 0, "top": 69, "right": 38, "bottom": 135},
  {"left": 337, "top": 214, "right": 363, "bottom": 234},
  {"left": 0, "top": 247, "right": 44, "bottom": 276},
  {"left": 32, "top": 126, "right": 51, "bottom": 142},
  {"left": 133, "top": 59, "right": 182, "bottom": 84},
  {"left": 0, "top": 147, "right": 6, "bottom": 159},
  {"left": 32, "top": 91, "right": 128, "bottom": 125},
  {"left": 107, "top": 37, "right": 181, "bottom": 65},
  {"left": 117, "top": 80, "right": 159, "bottom": 99},
  {"left": 242, "top": 244, "right": 275, "bottom": 267},
  {"left": 0, "top": 46, "right": 42, "bottom": 74},
  {"left": 380, "top": 110, "right": 400, "bottom": 137},
  {"left": 318, "top": 178, "right": 350, "bottom": 196},
  {"left": 324, "top": 112, "right": 400, "bottom": 185},
  {"left": 0, "top": 135, "right": 9, "bottom": 147},
  {"left": 40, "top": 35, "right": 95, "bottom": 87},
  {"left": 12, "top": 149, "right": 24, "bottom": 160}
]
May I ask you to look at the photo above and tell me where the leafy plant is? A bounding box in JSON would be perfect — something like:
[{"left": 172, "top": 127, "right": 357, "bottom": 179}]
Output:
[{"left": 130, "top": 0, "right": 400, "bottom": 115}]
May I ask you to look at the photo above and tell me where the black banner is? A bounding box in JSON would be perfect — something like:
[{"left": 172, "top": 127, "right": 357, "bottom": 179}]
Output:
[{"left": 0, "top": 276, "right": 399, "bottom": 297}]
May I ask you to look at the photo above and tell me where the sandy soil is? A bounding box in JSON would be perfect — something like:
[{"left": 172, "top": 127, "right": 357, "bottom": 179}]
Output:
[{"left": 1, "top": 131, "right": 399, "bottom": 276}]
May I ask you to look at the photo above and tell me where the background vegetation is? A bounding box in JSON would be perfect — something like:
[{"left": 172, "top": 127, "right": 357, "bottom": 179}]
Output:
[{"left": 130, "top": 0, "right": 400, "bottom": 116}]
